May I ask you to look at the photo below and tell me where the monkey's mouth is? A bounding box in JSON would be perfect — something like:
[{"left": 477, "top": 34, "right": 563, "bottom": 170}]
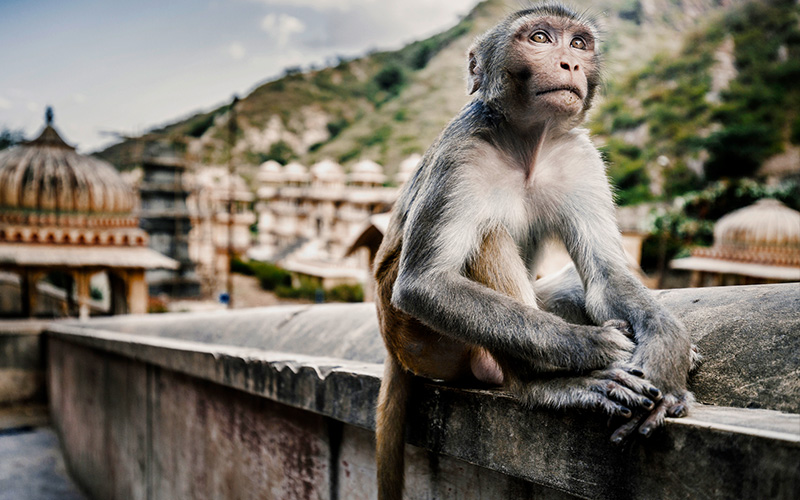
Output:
[{"left": 536, "top": 86, "right": 583, "bottom": 99}]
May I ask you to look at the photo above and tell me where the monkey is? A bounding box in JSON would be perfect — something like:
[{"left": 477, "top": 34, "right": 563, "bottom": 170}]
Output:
[{"left": 373, "top": 4, "right": 695, "bottom": 499}]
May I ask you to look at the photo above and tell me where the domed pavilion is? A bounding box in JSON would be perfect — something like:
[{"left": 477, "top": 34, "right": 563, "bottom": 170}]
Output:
[
  {"left": 0, "top": 108, "right": 177, "bottom": 318},
  {"left": 670, "top": 199, "right": 800, "bottom": 286}
]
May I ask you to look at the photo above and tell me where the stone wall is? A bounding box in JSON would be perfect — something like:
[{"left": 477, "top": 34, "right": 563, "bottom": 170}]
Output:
[
  {"left": 0, "top": 320, "right": 48, "bottom": 406},
  {"left": 46, "top": 284, "right": 800, "bottom": 499}
]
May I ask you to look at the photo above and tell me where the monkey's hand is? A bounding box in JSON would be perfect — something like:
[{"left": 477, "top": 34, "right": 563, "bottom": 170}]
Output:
[
  {"left": 609, "top": 314, "right": 696, "bottom": 443},
  {"left": 561, "top": 319, "right": 637, "bottom": 372},
  {"left": 512, "top": 363, "right": 661, "bottom": 419}
]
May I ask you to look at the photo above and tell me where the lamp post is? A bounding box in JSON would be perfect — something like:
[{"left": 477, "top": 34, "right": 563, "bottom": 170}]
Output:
[{"left": 227, "top": 95, "right": 239, "bottom": 309}]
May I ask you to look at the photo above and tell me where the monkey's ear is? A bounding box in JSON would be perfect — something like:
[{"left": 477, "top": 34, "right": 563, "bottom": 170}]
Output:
[{"left": 467, "top": 50, "right": 482, "bottom": 95}]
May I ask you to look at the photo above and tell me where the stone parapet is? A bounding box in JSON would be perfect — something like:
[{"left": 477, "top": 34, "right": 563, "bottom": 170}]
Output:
[{"left": 45, "top": 284, "right": 800, "bottom": 499}]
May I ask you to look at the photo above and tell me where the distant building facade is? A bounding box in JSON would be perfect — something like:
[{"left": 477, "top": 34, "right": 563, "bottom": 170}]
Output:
[
  {"left": 138, "top": 142, "right": 201, "bottom": 297},
  {"left": 0, "top": 109, "right": 177, "bottom": 318},
  {"left": 671, "top": 199, "right": 800, "bottom": 285},
  {"left": 187, "top": 166, "right": 256, "bottom": 294}
]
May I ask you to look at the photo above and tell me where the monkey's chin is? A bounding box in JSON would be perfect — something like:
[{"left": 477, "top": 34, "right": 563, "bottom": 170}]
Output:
[{"left": 538, "top": 90, "right": 584, "bottom": 116}]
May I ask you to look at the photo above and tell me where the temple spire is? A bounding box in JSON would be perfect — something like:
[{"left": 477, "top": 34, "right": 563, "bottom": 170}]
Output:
[{"left": 46, "top": 106, "right": 54, "bottom": 126}]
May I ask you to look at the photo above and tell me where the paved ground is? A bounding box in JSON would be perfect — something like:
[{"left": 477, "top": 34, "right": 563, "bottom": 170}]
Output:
[{"left": 0, "top": 426, "right": 87, "bottom": 500}]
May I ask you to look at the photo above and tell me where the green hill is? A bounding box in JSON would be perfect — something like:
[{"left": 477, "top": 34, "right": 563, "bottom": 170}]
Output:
[{"left": 96, "top": 0, "right": 800, "bottom": 203}]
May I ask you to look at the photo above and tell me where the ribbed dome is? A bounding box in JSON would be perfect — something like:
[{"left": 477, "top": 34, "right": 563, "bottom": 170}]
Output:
[
  {"left": 0, "top": 119, "right": 135, "bottom": 214},
  {"left": 349, "top": 159, "right": 386, "bottom": 186},
  {"left": 694, "top": 199, "right": 800, "bottom": 267}
]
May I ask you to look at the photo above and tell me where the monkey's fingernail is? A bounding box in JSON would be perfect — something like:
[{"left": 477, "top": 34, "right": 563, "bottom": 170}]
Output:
[
  {"left": 649, "top": 387, "right": 661, "bottom": 398},
  {"left": 620, "top": 407, "right": 632, "bottom": 418},
  {"left": 611, "top": 434, "right": 624, "bottom": 445},
  {"left": 642, "top": 398, "right": 653, "bottom": 409},
  {"left": 672, "top": 405, "right": 686, "bottom": 417},
  {"left": 640, "top": 426, "right": 652, "bottom": 437},
  {"left": 629, "top": 368, "right": 644, "bottom": 377}
]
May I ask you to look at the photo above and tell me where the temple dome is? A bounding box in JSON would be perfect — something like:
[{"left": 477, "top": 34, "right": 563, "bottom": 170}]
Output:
[
  {"left": 694, "top": 199, "right": 800, "bottom": 267},
  {"left": 0, "top": 113, "right": 135, "bottom": 214},
  {"left": 349, "top": 159, "right": 386, "bottom": 186},
  {"left": 310, "top": 159, "right": 345, "bottom": 186}
]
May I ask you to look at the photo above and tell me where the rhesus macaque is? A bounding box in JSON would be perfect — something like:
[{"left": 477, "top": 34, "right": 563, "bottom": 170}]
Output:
[{"left": 374, "top": 4, "right": 695, "bottom": 499}]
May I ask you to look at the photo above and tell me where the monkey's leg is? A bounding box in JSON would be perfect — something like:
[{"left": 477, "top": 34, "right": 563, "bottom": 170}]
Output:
[
  {"left": 467, "top": 229, "right": 658, "bottom": 416},
  {"left": 533, "top": 263, "right": 591, "bottom": 325}
]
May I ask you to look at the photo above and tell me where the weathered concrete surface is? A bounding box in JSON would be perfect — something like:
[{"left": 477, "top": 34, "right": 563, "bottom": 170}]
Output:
[
  {"left": 67, "top": 283, "right": 800, "bottom": 413},
  {"left": 48, "top": 339, "right": 572, "bottom": 500},
  {"left": 0, "top": 427, "right": 87, "bottom": 500},
  {"left": 0, "top": 320, "right": 51, "bottom": 405},
  {"left": 47, "top": 315, "right": 800, "bottom": 500},
  {"left": 655, "top": 283, "right": 800, "bottom": 413}
]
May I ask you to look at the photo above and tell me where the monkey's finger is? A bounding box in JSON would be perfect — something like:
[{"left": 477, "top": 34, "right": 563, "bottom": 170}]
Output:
[
  {"left": 665, "top": 391, "right": 695, "bottom": 418},
  {"left": 610, "top": 369, "right": 662, "bottom": 401},
  {"left": 594, "top": 366, "right": 662, "bottom": 401},
  {"left": 610, "top": 414, "right": 645, "bottom": 444},
  {"left": 601, "top": 381, "right": 655, "bottom": 411},
  {"left": 638, "top": 399, "right": 672, "bottom": 437},
  {"left": 593, "top": 396, "right": 633, "bottom": 419}
]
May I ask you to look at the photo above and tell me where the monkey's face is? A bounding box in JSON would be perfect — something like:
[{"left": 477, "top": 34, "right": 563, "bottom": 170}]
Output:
[{"left": 504, "top": 15, "right": 599, "bottom": 124}]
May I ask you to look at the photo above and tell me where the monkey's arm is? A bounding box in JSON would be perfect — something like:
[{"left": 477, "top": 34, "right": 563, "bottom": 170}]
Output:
[
  {"left": 392, "top": 188, "right": 634, "bottom": 373},
  {"left": 558, "top": 189, "right": 694, "bottom": 437}
]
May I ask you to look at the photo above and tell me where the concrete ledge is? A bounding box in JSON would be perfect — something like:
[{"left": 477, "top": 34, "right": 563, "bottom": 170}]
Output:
[
  {"left": 0, "top": 320, "right": 51, "bottom": 406},
  {"left": 46, "top": 286, "right": 800, "bottom": 500}
]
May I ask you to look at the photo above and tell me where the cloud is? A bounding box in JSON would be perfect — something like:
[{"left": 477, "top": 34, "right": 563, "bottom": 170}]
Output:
[
  {"left": 228, "top": 41, "right": 246, "bottom": 60},
  {"left": 0, "top": 97, "right": 11, "bottom": 110},
  {"left": 73, "top": 93, "right": 87, "bottom": 104},
  {"left": 261, "top": 13, "right": 306, "bottom": 47},
  {"left": 252, "top": 0, "right": 375, "bottom": 11}
]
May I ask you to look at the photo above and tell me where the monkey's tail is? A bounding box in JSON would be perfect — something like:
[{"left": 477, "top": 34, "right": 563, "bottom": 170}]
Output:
[{"left": 376, "top": 354, "right": 411, "bottom": 500}]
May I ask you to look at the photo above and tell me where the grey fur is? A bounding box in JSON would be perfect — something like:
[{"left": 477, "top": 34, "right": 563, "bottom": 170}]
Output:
[{"left": 375, "top": 11, "right": 694, "bottom": 496}]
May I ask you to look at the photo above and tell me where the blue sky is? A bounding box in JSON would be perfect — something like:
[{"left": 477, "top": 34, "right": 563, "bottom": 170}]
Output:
[{"left": 0, "top": 0, "right": 479, "bottom": 152}]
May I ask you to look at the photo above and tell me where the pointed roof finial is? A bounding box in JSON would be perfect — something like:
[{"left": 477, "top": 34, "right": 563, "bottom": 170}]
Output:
[{"left": 45, "top": 106, "right": 54, "bottom": 126}]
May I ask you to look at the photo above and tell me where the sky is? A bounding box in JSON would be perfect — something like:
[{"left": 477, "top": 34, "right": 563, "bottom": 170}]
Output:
[{"left": 0, "top": 0, "right": 480, "bottom": 153}]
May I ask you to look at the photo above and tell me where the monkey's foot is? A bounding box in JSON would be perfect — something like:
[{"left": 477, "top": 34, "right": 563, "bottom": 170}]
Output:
[{"left": 610, "top": 390, "right": 695, "bottom": 444}]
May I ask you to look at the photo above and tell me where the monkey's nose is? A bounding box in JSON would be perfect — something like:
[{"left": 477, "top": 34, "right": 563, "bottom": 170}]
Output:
[{"left": 560, "top": 61, "right": 579, "bottom": 72}]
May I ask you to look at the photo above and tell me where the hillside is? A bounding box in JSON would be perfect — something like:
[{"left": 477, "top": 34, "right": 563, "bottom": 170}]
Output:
[{"left": 95, "top": 0, "right": 800, "bottom": 201}]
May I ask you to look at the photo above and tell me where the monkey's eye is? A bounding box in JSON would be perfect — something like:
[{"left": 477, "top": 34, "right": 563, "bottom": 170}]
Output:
[
  {"left": 531, "top": 31, "right": 549, "bottom": 43},
  {"left": 570, "top": 37, "right": 587, "bottom": 50}
]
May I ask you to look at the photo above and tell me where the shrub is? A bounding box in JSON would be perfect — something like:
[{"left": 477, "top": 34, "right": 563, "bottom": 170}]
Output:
[
  {"left": 327, "top": 284, "right": 364, "bottom": 303},
  {"left": 254, "top": 262, "right": 292, "bottom": 291}
]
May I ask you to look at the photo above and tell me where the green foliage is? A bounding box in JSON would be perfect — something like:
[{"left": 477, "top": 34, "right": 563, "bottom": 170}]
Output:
[
  {"left": 704, "top": 123, "right": 781, "bottom": 180},
  {"left": 254, "top": 263, "right": 292, "bottom": 291},
  {"left": 186, "top": 113, "right": 216, "bottom": 138},
  {"left": 90, "top": 286, "right": 103, "bottom": 301},
  {"left": 230, "top": 256, "right": 255, "bottom": 276},
  {"left": 260, "top": 140, "right": 296, "bottom": 165},
  {"left": 662, "top": 163, "right": 703, "bottom": 197},
  {"left": 326, "top": 117, "right": 350, "bottom": 138},
  {"left": 611, "top": 112, "right": 644, "bottom": 131},
  {"left": 326, "top": 284, "right": 364, "bottom": 303},
  {"left": 601, "top": 139, "right": 652, "bottom": 205},
  {"left": 373, "top": 65, "right": 406, "bottom": 95},
  {"left": 641, "top": 178, "right": 800, "bottom": 269},
  {"left": 703, "top": 0, "right": 800, "bottom": 178},
  {"left": 792, "top": 116, "right": 800, "bottom": 145},
  {"left": 275, "top": 278, "right": 319, "bottom": 301},
  {"left": 230, "top": 258, "right": 292, "bottom": 290},
  {"left": 338, "top": 147, "right": 361, "bottom": 163},
  {"left": 359, "top": 125, "right": 392, "bottom": 147},
  {"left": 618, "top": 0, "right": 643, "bottom": 24},
  {"left": 0, "top": 128, "right": 24, "bottom": 150}
]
